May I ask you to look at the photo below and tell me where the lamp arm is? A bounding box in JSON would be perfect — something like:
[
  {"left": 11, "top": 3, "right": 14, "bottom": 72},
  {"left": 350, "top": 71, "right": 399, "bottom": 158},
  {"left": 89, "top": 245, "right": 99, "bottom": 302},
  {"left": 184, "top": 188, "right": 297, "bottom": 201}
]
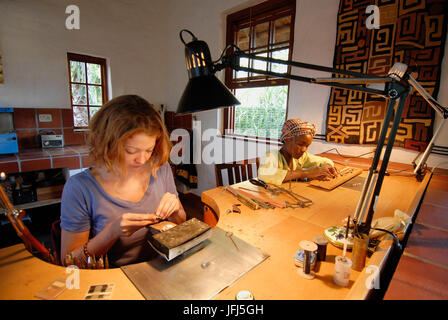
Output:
[
  {"left": 407, "top": 75, "right": 448, "bottom": 119},
  {"left": 414, "top": 119, "right": 447, "bottom": 176},
  {"left": 219, "top": 50, "right": 392, "bottom": 97},
  {"left": 404, "top": 74, "right": 448, "bottom": 176},
  {"left": 236, "top": 52, "right": 388, "bottom": 79}
]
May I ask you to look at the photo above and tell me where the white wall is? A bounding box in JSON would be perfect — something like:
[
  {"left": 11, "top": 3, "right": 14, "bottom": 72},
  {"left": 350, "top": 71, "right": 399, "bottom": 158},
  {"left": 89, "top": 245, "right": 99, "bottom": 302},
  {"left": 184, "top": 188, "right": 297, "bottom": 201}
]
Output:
[
  {"left": 288, "top": 0, "right": 448, "bottom": 169},
  {"left": 161, "top": 0, "right": 264, "bottom": 194},
  {"left": 163, "top": 0, "right": 448, "bottom": 196},
  {"left": 0, "top": 0, "right": 447, "bottom": 197},
  {"left": 0, "top": 0, "right": 167, "bottom": 109}
]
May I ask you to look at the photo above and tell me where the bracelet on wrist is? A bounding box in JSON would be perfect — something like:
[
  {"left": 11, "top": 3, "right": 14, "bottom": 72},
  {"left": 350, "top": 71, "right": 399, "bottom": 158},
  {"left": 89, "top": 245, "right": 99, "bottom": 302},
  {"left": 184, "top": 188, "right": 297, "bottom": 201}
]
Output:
[{"left": 83, "top": 242, "right": 94, "bottom": 257}]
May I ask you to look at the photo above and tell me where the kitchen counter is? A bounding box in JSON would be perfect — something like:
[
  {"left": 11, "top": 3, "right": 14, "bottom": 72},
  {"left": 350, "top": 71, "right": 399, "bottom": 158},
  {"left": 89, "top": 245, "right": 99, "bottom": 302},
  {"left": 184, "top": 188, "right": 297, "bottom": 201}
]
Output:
[{"left": 0, "top": 145, "right": 93, "bottom": 174}]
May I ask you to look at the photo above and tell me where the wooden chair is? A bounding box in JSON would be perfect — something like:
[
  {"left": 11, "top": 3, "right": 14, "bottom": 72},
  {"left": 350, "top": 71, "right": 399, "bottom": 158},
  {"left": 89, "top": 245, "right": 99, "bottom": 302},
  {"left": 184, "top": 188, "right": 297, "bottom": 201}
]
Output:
[{"left": 215, "top": 158, "right": 260, "bottom": 187}]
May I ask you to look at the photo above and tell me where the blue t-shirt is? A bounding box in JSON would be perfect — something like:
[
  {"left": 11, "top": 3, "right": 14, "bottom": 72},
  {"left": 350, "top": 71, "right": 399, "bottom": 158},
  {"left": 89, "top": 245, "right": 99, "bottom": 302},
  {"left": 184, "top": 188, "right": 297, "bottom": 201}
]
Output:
[{"left": 60, "top": 162, "right": 178, "bottom": 267}]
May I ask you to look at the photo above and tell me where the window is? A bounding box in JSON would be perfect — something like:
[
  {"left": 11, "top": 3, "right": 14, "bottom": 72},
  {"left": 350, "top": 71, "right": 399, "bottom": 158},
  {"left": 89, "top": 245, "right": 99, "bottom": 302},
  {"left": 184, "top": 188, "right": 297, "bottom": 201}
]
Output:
[
  {"left": 67, "top": 53, "right": 108, "bottom": 129},
  {"left": 224, "top": 0, "right": 296, "bottom": 141}
]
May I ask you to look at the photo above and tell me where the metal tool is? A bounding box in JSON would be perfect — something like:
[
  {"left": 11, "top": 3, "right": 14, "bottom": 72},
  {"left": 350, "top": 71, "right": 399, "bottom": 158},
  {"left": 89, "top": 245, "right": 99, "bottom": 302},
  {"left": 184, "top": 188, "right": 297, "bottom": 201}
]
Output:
[
  {"left": 232, "top": 204, "right": 241, "bottom": 213},
  {"left": 249, "top": 178, "right": 268, "bottom": 188},
  {"left": 224, "top": 186, "right": 260, "bottom": 210},
  {"left": 249, "top": 178, "right": 281, "bottom": 195},
  {"left": 227, "top": 204, "right": 242, "bottom": 214},
  {"left": 275, "top": 185, "right": 313, "bottom": 208},
  {"left": 225, "top": 231, "right": 239, "bottom": 251},
  {"left": 251, "top": 198, "right": 275, "bottom": 209},
  {"left": 250, "top": 178, "right": 313, "bottom": 208},
  {"left": 285, "top": 201, "right": 304, "bottom": 209},
  {"left": 237, "top": 187, "right": 280, "bottom": 209}
]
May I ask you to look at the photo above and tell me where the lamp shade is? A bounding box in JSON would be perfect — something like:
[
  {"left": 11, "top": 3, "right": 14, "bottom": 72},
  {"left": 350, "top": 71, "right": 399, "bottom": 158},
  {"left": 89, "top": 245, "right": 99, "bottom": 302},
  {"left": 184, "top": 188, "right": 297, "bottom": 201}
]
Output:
[
  {"left": 177, "top": 75, "right": 240, "bottom": 114},
  {"left": 176, "top": 30, "right": 240, "bottom": 114}
]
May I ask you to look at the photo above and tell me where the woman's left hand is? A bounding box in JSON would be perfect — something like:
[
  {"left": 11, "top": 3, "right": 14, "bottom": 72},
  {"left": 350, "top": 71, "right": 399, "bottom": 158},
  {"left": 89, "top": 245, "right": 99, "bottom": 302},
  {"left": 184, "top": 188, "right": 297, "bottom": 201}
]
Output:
[{"left": 155, "top": 192, "right": 181, "bottom": 220}]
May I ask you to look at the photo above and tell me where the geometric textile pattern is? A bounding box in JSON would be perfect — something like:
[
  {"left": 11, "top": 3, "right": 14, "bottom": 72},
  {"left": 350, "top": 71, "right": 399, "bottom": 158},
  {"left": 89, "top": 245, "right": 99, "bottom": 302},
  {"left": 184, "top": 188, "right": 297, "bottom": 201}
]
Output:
[{"left": 326, "top": 0, "right": 447, "bottom": 151}]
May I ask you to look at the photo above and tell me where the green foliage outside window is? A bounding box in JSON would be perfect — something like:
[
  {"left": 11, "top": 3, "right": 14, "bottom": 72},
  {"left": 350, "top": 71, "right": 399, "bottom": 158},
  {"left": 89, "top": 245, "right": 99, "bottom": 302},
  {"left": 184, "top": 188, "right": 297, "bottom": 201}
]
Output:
[
  {"left": 234, "top": 85, "right": 288, "bottom": 138},
  {"left": 69, "top": 59, "right": 103, "bottom": 127}
]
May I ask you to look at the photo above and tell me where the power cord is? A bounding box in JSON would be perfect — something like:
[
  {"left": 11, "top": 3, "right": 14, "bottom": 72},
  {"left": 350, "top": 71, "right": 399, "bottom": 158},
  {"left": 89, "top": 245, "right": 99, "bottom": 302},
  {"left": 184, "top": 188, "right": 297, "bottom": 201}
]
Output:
[
  {"left": 321, "top": 147, "right": 420, "bottom": 176},
  {"left": 320, "top": 147, "right": 375, "bottom": 159},
  {"left": 371, "top": 227, "right": 402, "bottom": 251}
]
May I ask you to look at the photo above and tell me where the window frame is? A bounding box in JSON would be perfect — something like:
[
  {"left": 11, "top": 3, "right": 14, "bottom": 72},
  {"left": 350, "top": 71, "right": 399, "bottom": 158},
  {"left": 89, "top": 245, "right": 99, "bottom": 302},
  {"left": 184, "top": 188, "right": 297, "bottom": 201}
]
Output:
[
  {"left": 223, "top": 0, "right": 296, "bottom": 143},
  {"left": 67, "top": 52, "right": 108, "bottom": 129}
]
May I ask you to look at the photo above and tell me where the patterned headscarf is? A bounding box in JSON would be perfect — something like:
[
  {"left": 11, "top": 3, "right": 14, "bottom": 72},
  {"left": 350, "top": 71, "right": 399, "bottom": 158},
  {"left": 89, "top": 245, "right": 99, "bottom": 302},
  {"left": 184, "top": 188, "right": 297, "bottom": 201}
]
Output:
[{"left": 280, "top": 118, "right": 316, "bottom": 142}]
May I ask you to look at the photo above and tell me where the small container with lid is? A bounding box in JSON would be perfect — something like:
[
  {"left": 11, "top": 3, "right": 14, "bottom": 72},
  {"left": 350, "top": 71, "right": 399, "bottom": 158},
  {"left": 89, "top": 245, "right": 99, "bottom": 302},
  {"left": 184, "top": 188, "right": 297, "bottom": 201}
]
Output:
[
  {"left": 313, "top": 235, "right": 329, "bottom": 261},
  {"left": 235, "top": 290, "right": 254, "bottom": 300}
]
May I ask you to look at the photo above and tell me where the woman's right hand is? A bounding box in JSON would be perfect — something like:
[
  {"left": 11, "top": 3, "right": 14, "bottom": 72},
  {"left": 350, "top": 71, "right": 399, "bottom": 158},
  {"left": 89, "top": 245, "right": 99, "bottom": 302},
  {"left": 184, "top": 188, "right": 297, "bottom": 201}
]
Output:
[{"left": 113, "top": 213, "right": 160, "bottom": 237}]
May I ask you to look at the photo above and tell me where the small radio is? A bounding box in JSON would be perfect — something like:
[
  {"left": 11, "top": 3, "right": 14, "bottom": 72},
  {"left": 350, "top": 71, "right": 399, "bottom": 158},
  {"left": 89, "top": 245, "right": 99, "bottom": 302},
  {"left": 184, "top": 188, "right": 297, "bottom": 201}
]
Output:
[{"left": 41, "top": 134, "right": 64, "bottom": 148}]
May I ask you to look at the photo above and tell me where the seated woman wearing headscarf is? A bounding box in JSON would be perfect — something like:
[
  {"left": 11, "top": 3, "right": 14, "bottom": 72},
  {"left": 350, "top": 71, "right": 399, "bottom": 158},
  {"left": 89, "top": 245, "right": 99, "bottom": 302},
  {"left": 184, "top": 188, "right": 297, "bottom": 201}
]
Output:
[{"left": 258, "top": 118, "right": 338, "bottom": 186}]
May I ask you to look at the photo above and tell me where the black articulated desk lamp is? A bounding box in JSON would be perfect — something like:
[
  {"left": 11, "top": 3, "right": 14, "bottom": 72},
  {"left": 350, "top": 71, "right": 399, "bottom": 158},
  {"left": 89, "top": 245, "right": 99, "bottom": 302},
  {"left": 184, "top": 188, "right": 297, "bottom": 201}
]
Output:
[{"left": 177, "top": 29, "right": 448, "bottom": 237}]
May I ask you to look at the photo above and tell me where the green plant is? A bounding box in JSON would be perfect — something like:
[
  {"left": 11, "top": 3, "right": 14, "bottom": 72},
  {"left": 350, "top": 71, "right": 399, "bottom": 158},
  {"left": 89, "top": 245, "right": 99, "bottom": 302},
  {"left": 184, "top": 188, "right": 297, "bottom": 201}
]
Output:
[{"left": 234, "top": 85, "right": 287, "bottom": 138}]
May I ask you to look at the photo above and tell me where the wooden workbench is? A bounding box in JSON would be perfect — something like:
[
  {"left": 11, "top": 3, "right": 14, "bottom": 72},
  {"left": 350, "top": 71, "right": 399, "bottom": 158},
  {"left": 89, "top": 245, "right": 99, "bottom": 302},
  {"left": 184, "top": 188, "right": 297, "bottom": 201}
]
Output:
[
  {"left": 0, "top": 244, "right": 144, "bottom": 300},
  {"left": 0, "top": 155, "right": 431, "bottom": 300},
  {"left": 201, "top": 157, "right": 428, "bottom": 300}
]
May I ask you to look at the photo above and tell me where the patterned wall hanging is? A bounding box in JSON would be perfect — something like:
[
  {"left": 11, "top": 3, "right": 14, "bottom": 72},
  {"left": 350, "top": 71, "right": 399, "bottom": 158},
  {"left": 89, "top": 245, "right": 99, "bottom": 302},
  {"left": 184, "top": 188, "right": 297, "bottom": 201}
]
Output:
[{"left": 325, "top": 0, "right": 448, "bottom": 151}]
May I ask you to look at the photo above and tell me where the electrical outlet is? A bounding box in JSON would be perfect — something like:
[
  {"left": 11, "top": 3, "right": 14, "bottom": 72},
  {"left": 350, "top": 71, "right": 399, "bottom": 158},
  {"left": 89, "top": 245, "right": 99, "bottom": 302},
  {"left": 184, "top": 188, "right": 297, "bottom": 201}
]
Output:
[{"left": 39, "top": 114, "right": 52, "bottom": 122}]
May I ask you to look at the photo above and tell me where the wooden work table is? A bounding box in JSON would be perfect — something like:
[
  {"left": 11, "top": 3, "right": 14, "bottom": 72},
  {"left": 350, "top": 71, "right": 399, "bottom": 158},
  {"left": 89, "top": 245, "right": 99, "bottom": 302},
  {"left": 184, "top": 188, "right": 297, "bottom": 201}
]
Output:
[
  {"left": 202, "top": 156, "right": 429, "bottom": 300},
  {"left": 0, "top": 155, "right": 432, "bottom": 300},
  {"left": 0, "top": 244, "right": 144, "bottom": 300}
]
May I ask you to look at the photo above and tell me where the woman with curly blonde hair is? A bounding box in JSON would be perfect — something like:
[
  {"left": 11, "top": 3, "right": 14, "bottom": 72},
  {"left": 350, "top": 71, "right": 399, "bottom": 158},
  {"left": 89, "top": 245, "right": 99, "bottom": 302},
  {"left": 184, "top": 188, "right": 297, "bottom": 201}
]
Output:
[{"left": 60, "top": 95, "right": 186, "bottom": 267}]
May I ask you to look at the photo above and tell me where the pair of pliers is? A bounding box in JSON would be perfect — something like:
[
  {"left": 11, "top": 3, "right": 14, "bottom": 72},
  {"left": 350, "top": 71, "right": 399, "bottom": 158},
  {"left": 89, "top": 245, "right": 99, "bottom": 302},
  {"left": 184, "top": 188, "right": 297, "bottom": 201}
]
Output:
[{"left": 249, "top": 178, "right": 280, "bottom": 195}]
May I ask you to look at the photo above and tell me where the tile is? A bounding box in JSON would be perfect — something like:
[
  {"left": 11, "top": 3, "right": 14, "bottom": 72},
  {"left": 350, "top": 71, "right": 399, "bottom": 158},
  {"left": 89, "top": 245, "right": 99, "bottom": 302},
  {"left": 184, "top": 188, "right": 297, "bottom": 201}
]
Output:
[
  {"left": 16, "top": 129, "right": 39, "bottom": 149},
  {"left": 0, "top": 161, "right": 19, "bottom": 174},
  {"left": 430, "top": 174, "right": 448, "bottom": 186},
  {"left": 405, "top": 223, "right": 448, "bottom": 267},
  {"left": 433, "top": 168, "right": 448, "bottom": 176},
  {"left": 416, "top": 203, "right": 448, "bottom": 231},
  {"left": 384, "top": 254, "right": 448, "bottom": 300},
  {"left": 63, "top": 128, "right": 85, "bottom": 145},
  {"left": 68, "top": 145, "right": 89, "bottom": 154},
  {"left": 61, "top": 108, "right": 74, "bottom": 127},
  {"left": 81, "top": 155, "right": 94, "bottom": 168},
  {"left": 0, "top": 154, "right": 17, "bottom": 162},
  {"left": 37, "top": 108, "right": 61, "bottom": 128},
  {"left": 420, "top": 175, "right": 448, "bottom": 207},
  {"left": 17, "top": 148, "right": 50, "bottom": 160},
  {"left": 423, "top": 186, "right": 448, "bottom": 207},
  {"left": 44, "top": 147, "right": 78, "bottom": 157},
  {"left": 13, "top": 108, "right": 36, "bottom": 129},
  {"left": 83, "top": 131, "right": 90, "bottom": 143},
  {"left": 427, "top": 176, "right": 448, "bottom": 192},
  {"left": 52, "top": 156, "right": 81, "bottom": 170},
  {"left": 20, "top": 159, "right": 51, "bottom": 172}
]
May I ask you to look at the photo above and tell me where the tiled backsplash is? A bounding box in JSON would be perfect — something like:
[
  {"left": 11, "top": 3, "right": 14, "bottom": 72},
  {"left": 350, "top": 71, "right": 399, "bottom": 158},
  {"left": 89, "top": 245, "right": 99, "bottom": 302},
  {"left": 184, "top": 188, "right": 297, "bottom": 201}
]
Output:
[
  {"left": 1, "top": 109, "right": 192, "bottom": 175},
  {"left": 0, "top": 108, "right": 91, "bottom": 174},
  {"left": 0, "top": 145, "right": 93, "bottom": 174},
  {"left": 14, "top": 108, "right": 86, "bottom": 149}
]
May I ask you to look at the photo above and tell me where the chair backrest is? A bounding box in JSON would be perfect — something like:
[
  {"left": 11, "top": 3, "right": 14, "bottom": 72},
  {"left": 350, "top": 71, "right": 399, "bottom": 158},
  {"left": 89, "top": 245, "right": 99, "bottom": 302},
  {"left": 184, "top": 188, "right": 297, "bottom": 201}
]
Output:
[{"left": 215, "top": 158, "right": 260, "bottom": 187}]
